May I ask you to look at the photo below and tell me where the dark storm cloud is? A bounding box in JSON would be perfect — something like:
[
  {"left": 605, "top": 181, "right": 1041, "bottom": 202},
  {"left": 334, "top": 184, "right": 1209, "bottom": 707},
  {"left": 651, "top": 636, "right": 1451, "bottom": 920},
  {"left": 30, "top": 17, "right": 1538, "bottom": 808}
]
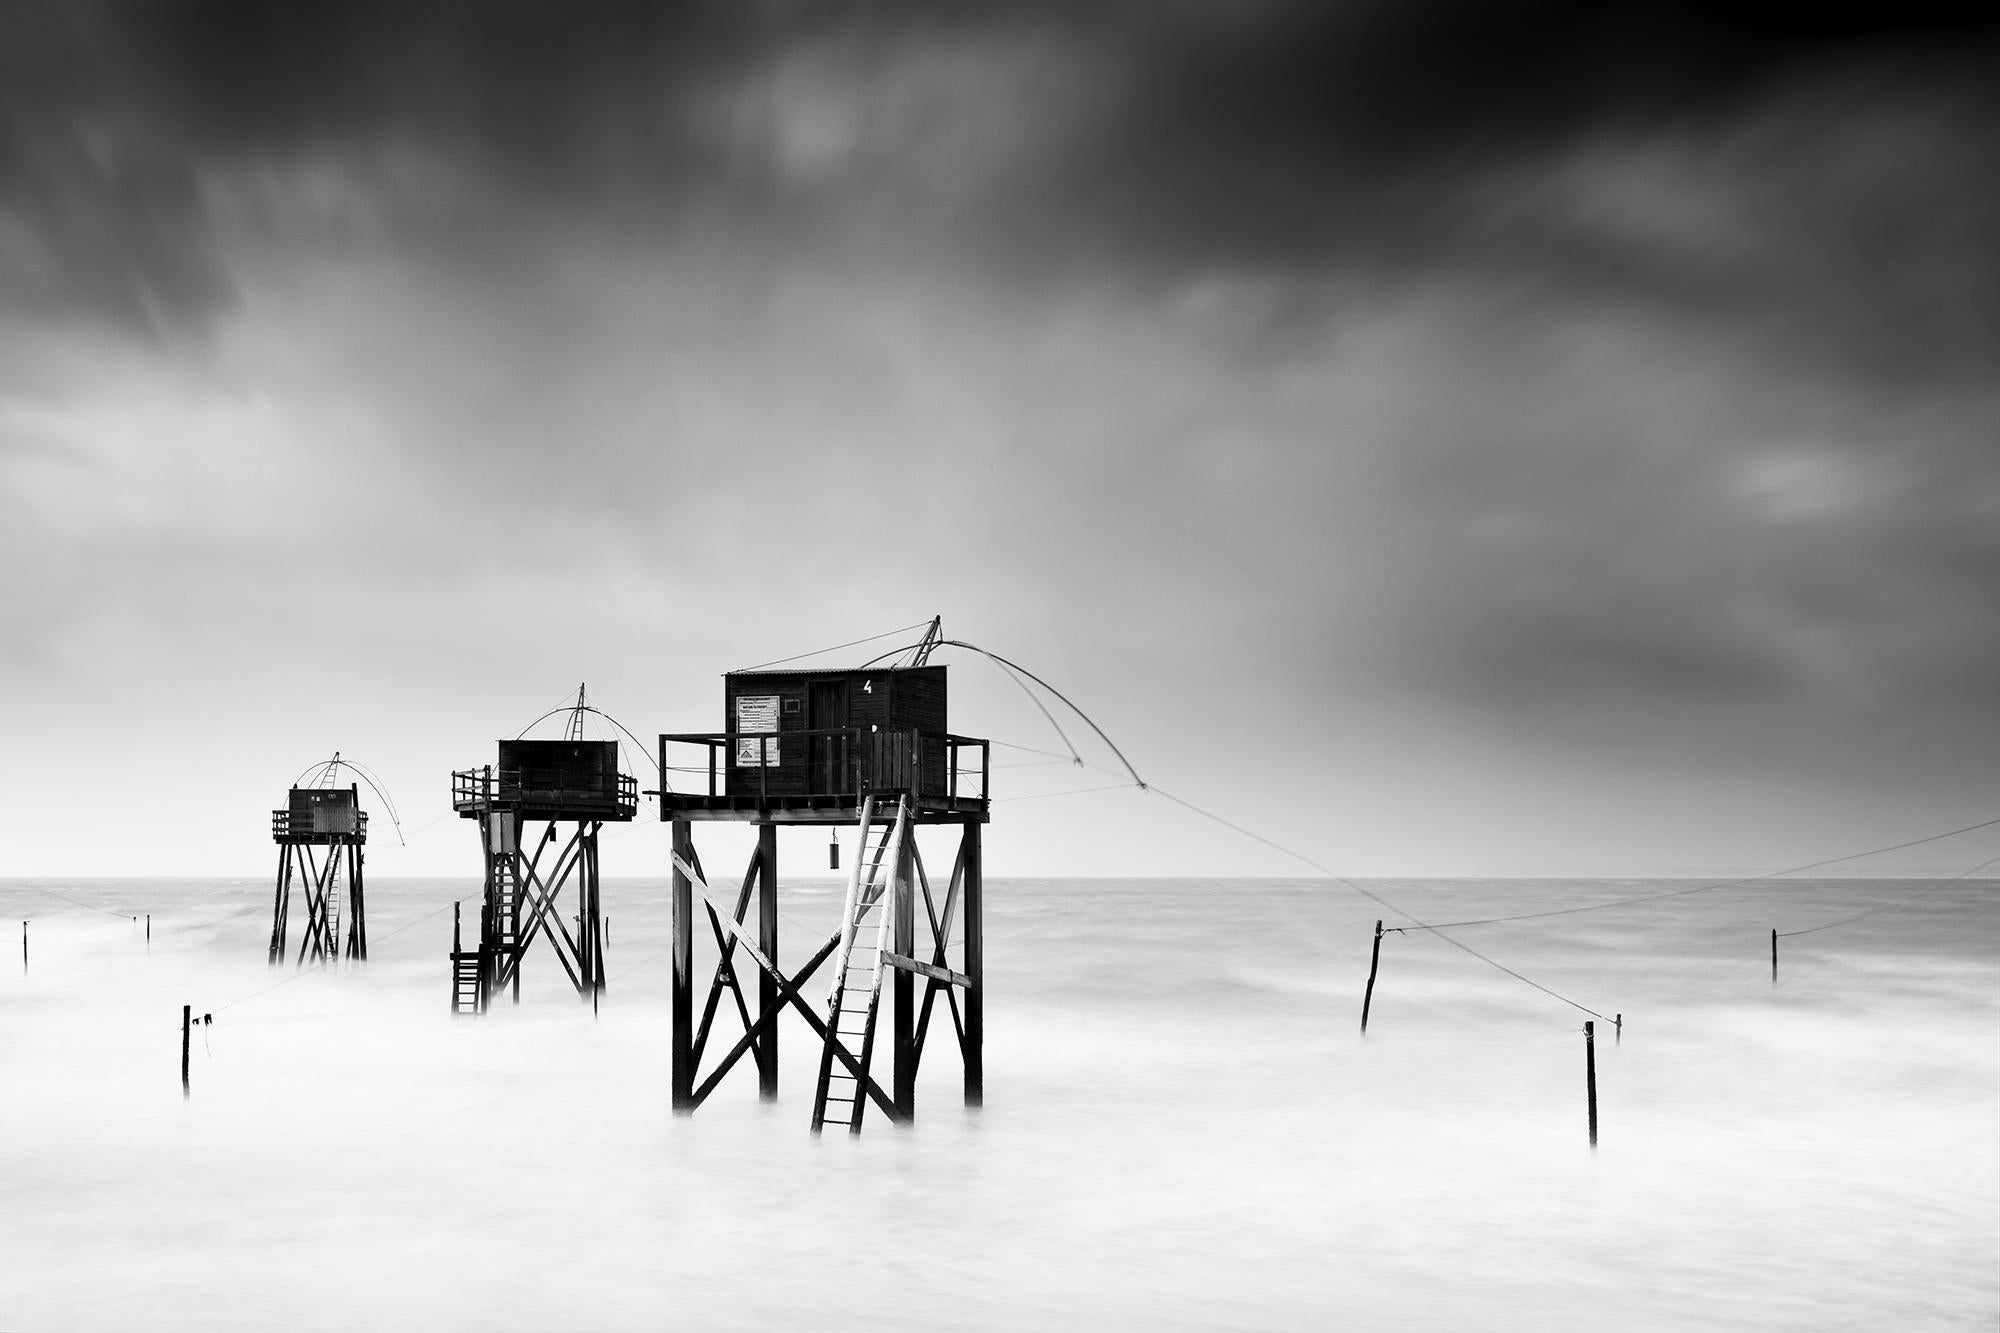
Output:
[
  {"left": 0, "top": 0, "right": 768, "bottom": 331},
  {"left": 6, "top": 1, "right": 1996, "bottom": 333},
  {"left": 947, "top": 2, "right": 1996, "bottom": 274}
]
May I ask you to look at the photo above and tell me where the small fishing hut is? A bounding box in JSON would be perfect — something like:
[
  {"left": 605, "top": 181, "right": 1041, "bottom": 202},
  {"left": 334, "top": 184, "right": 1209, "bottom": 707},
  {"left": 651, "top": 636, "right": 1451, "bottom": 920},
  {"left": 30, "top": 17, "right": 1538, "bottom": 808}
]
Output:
[
  {"left": 269, "top": 784, "right": 367, "bottom": 965},
  {"left": 451, "top": 736, "right": 636, "bottom": 1012},
  {"left": 659, "top": 631, "right": 989, "bottom": 1133}
]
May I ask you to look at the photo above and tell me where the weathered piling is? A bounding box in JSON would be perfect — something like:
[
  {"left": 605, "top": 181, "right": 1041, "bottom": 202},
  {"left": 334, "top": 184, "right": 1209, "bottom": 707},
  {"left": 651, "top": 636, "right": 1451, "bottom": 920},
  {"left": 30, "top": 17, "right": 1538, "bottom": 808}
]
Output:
[
  {"left": 1771, "top": 928, "right": 1778, "bottom": 984},
  {"left": 1360, "top": 920, "right": 1384, "bottom": 1034},
  {"left": 1614, "top": 1013, "right": 1622, "bottom": 1045},
  {"left": 21, "top": 920, "right": 26, "bottom": 975},
  {"left": 181, "top": 1005, "right": 191, "bottom": 1097},
  {"left": 1584, "top": 1021, "right": 1598, "bottom": 1149}
]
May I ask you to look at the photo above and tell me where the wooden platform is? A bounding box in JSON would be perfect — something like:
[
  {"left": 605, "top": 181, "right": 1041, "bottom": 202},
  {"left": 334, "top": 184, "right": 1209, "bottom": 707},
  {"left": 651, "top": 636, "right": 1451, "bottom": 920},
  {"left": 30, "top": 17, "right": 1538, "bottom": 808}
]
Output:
[
  {"left": 451, "top": 791, "right": 638, "bottom": 821},
  {"left": 657, "top": 791, "right": 988, "bottom": 825},
  {"left": 450, "top": 768, "right": 638, "bottom": 822},
  {"left": 657, "top": 729, "right": 988, "bottom": 826},
  {"left": 270, "top": 810, "right": 369, "bottom": 844}
]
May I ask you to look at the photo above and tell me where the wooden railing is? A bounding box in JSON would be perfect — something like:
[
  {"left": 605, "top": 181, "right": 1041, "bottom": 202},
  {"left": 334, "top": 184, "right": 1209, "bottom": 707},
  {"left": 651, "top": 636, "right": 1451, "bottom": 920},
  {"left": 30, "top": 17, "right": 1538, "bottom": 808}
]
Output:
[
  {"left": 659, "top": 728, "right": 989, "bottom": 803},
  {"left": 271, "top": 809, "right": 369, "bottom": 839},
  {"left": 450, "top": 765, "right": 638, "bottom": 817}
]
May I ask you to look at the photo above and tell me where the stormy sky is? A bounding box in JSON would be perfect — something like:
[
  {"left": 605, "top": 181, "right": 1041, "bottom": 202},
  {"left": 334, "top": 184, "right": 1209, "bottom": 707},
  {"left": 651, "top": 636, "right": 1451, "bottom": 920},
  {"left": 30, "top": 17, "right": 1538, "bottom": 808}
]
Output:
[{"left": 4, "top": 1, "right": 1998, "bottom": 877}]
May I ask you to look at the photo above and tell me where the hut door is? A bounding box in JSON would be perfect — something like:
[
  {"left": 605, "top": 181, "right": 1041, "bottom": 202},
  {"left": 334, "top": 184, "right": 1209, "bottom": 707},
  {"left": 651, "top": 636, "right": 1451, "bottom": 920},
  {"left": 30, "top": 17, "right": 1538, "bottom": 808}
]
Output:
[{"left": 809, "top": 681, "right": 849, "bottom": 794}]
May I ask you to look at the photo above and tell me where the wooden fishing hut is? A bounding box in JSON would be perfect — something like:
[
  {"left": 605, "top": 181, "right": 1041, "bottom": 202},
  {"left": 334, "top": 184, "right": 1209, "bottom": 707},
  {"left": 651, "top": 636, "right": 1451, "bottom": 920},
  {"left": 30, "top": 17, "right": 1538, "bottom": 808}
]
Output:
[
  {"left": 659, "top": 660, "right": 989, "bottom": 1132},
  {"left": 450, "top": 739, "right": 636, "bottom": 1012},
  {"left": 269, "top": 785, "right": 367, "bottom": 966}
]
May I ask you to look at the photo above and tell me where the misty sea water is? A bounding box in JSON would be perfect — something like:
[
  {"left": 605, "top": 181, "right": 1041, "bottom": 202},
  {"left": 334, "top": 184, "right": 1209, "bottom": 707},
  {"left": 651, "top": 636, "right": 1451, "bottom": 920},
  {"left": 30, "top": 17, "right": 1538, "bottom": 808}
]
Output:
[{"left": 1, "top": 873, "right": 1994, "bottom": 1331}]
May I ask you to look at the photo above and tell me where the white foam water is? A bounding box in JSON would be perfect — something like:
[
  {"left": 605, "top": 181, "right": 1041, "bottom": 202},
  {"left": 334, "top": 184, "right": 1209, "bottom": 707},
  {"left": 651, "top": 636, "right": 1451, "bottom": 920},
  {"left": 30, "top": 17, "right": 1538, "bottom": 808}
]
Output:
[{"left": 1, "top": 875, "right": 1994, "bottom": 1330}]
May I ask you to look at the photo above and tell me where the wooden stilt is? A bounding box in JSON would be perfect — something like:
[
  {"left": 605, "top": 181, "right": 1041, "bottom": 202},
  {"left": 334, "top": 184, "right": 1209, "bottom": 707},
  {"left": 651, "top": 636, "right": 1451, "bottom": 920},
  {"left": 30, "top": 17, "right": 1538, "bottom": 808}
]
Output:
[
  {"left": 1771, "top": 928, "right": 1778, "bottom": 984},
  {"left": 1614, "top": 1013, "right": 1622, "bottom": 1045},
  {"left": 20, "top": 920, "right": 25, "bottom": 975},
  {"left": 594, "top": 826, "right": 606, "bottom": 991},
  {"left": 181, "top": 1004, "right": 191, "bottom": 1098},
  {"left": 1360, "top": 920, "right": 1383, "bottom": 1034},
  {"left": 269, "top": 846, "right": 290, "bottom": 965},
  {"left": 584, "top": 822, "right": 603, "bottom": 995},
  {"left": 757, "top": 823, "right": 779, "bottom": 1101},
  {"left": 893, "top": 818, "right": 917, "bottom": 1121},
  {"left": 671, "top": 819, "right": 695, "bottom": 1112},
  {"left": 962, "top": 820, "right": 983, "bottom": 1107},
  {"left": 1584, "top": 1021, "right": 1598, "bottom": 1149},
  {"left": 347, "top": 836, "right": 367, "bottom": 961}
]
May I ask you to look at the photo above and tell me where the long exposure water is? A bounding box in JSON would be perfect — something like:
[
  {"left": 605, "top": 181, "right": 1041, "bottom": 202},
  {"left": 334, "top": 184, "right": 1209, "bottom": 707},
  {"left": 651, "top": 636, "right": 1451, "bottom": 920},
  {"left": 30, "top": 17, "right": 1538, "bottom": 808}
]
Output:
[{"left": 2, "top": 872, "right": 1994, "bottom": 1330}]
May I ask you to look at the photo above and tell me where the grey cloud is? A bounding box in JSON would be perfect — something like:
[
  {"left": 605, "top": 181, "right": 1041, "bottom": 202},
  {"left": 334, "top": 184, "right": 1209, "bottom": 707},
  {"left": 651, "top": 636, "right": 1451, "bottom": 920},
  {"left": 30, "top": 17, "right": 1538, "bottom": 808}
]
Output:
[{"left": 8, "top": 1, "right": 1996, "bottom": 334}]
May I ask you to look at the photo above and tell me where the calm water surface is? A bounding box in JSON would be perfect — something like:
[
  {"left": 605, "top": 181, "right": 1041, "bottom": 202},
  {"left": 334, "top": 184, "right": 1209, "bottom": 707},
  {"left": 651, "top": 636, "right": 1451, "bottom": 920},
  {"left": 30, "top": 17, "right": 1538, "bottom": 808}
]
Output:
[{"left": 2, "top": 872, "right": 1994, "bottom": 1330}]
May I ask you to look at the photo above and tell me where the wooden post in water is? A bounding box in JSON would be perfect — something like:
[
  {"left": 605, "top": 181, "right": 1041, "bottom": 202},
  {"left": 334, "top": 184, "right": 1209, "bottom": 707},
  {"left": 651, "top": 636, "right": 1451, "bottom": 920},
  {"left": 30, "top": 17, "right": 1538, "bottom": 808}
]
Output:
[
  {"left": 146, "top": 914, "right": 151, "bottom": 943},
  {"left": 962, "top": 819, "right": 984, "bottom": 1108},
  {"left": 21, "top": 921, "right": 26, "bottom": 975},
  {"left": 1614, "top": 1013, "right": 1622, "bottom": 1045},
  {"left": 670, "top": 819, "right": 695, "bottom": 1113},
  {"left": 181, "top": 1004, "right": 191, "bottom": 1097},
  {"left": 757, "top": 822, "right": 779, "bottom": 1101},
  {"left": 1360, "top": 920, "right": 1384, "bottom": 1034},
  {"left": 1771, "top": 928, "right": 1778, "bottom": 984},
  {"left": 892, "top": 812, "right": 916, "bottom": 1121},
  {"left": 1584, "top": 1021, "right": 1598, "bottom": 1149}
]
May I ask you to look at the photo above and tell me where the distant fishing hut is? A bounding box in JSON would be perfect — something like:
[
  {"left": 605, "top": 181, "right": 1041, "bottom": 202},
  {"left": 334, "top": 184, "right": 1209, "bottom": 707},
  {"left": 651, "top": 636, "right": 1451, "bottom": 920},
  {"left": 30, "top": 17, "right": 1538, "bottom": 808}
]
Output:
[
  {"left": 450, "top": 735, "right": 636, "bottom": 1012},
  {"left": 269, "top": 783, "right": 367, "bottom": 966},
  {"left": 659, "top": 642, "right": 989, "bottom": 1132}
]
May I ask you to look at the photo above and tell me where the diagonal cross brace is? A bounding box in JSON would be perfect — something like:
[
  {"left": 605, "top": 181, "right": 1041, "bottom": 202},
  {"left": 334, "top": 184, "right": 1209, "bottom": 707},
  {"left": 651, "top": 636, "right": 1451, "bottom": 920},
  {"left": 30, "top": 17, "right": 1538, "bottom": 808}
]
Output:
[
  {"left": 503, "top": 830, "right": 587, "bottom": 991},
  {"left": 690, "top": 934, "right": 861, "bottom": 1111},
  {"left": 691, "top": 846, "right": 761, "bottom": 1069},
  {"left": 674, "top": 852, "right": 897, "bottom": 1119},
  {"left": 911, "top": 837, "right": 969, "bottom": 1077},
  {"left": 296, "top": 844, "right": 343, "bottom": 964}
]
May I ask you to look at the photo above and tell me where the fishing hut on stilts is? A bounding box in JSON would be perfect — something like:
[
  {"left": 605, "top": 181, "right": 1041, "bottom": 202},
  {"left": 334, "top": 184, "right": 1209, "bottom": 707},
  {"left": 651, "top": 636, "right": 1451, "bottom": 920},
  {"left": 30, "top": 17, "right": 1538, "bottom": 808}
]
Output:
[
  {"left": 659, "top": 624, "right": 990, "bottom": 1133},
  {"left": 269, "top": 765, "right": 368, "bottom": 966},
  {"left": 450, "top": 689, "right": 637, "bottom": 1013}
]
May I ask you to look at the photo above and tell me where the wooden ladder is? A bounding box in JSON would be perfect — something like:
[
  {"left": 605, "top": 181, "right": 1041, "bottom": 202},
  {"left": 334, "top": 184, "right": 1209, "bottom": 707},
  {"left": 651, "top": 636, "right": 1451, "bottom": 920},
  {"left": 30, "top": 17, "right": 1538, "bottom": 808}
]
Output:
[
  {"left": 811, "top": 795, "right": 908, "bottom": 1135},
  {"left": 323, "top": 860, "right": 341, "bottom": 958},
  {"left": 488, "top": 854, "right": 519, "bottom": 990},
  {"left": 450, "top": 950, "right": 482, "bottom": 1014}
]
